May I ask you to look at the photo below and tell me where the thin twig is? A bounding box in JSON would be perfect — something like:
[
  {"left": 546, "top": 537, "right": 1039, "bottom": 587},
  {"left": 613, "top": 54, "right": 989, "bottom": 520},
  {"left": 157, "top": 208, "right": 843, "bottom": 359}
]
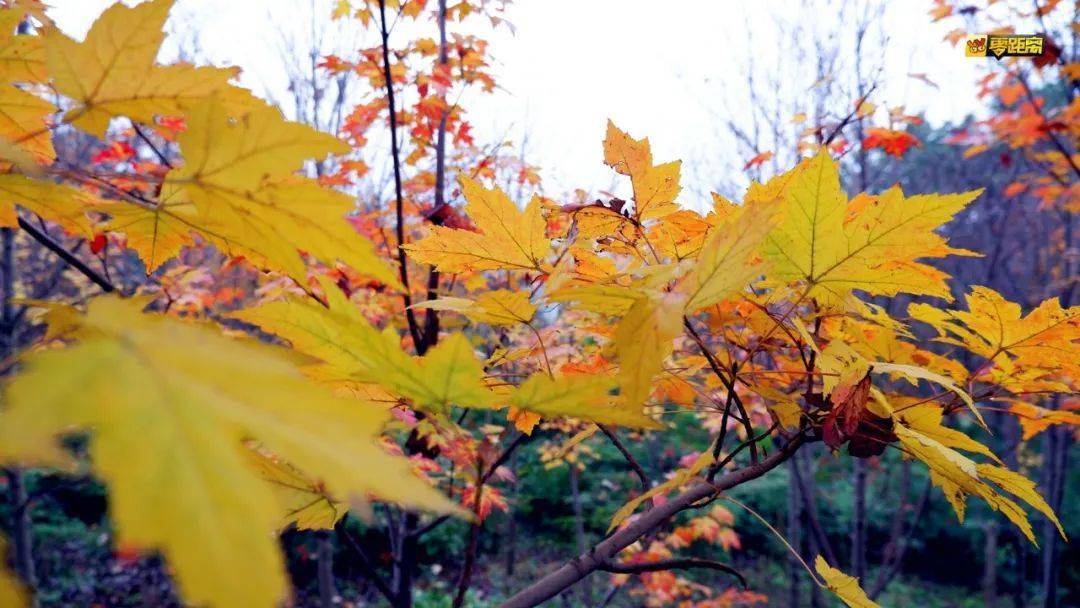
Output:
[
  {"left": 377, "top": 0, "right": 424, "bottom": 352},
  {"left": 683, "top": 318, "right": 759, "bottom": 463},
  {"left": 599, "top": 558, "right": 747, "bottom": 588},
  {"left": 500, "top": 433, "right": 807, "bottom": 608},
  {"left": 336, "top": 519, "right": 397, "bottom": 606},
  {"left": 598, "top": 424, "right": 650, "bottom": 495},
  {"left": 411, "top": 432, "right": 534, "bottom": 539},
  {"left": 452, "top": 460, "right": 484, "bottom": 608},
  {"left": 17, "top": 217, "right": 115, "bottom": 293}
]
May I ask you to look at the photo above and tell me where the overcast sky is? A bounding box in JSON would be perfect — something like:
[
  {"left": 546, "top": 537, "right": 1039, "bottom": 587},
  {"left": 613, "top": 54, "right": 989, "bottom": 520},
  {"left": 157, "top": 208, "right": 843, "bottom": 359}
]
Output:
[{"left": 49, "top": 0, "right": 988, "bottom": 200}]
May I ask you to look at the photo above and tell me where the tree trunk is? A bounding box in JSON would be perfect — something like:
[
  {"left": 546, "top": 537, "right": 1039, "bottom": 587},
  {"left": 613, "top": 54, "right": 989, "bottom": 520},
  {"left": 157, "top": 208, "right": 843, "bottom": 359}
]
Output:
[
  {"left": 851, "top": 459, "right": 867, "bottom": 581},
  {"left": 802, "top": 450, "right": 825, "bottom": 608},
  {"left": 1012, "top": 534, "right": 1027, "bottom": 608},
  {"left": 504, "top": 450, "right": 517, "bottom": 582},
  {"left": 2, "top": 226, "right": 36, "bottom": 600},
  {"left": 568, "top": 465, "right": 591, "bottom": 605},
  {"left": 395, "top": 512, "right": 418, "bottom": 608},
  {"left": 316, "top": 530, "right": 336, "bottom": 607},
  {"left": 786, "top": 459, "right": 802, "bottom": 608},
  {"left": 983, "top": 521, "right": 998, "bottom": 608},
  {"left": 1040, "top": 424, "right": 1069, "bottom": 608},
  {"left": 1003, "top": 413, "right": 1028, "bottom": 608}
]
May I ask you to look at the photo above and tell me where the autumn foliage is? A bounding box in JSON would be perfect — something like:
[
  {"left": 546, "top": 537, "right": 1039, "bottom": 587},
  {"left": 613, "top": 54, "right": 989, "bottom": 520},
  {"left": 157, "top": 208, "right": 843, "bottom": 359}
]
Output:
[{"left": 0, "top": 1, "right": 1076, "bottom": 607}]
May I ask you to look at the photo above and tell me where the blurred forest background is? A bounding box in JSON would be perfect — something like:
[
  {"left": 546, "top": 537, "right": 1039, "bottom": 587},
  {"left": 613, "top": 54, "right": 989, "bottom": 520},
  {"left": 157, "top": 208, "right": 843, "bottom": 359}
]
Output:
[{"left": 1, "top": 0, "right": 1077, "bottom": 606}]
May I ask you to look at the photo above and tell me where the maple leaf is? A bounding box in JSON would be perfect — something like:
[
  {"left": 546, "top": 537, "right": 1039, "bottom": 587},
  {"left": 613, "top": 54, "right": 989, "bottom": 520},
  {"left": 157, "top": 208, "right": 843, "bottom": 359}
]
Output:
[
  {"left": 763, "top": 152, "right": 980, "bottom": 305},
  {"left": 909, "top": 286, "right": 1080, "bottom": 380},
  {"left": 894, "top": 423, "right": 1063, "bottom": 543},
  {"left": 0, "top": 8, "right": 46, "bottom": 85},
  {"left": 106, "top": 96, "right": 398, "bottom": 286},
  {"left": 404, "top": 176, "right": 549, "bottom": 272},
  {"left": 603, "top": 120, "right": 681, "bottom": 221},
  {"left": 0, "top": 174, "right": 101, "bottom": 235},
  {"left": 742, "top": 151, "right": 773, "bottom": 170},
  {"left": 872, "top": 361, "right": 984, "bottom": 428},
  {"left": 547, "top": 282, "right": 643, "bottom": 316},
  {"left": 1008, "top": 401, "right": 1080, "bottom": 440},
  {"left": 616, "top": 291, "right": 686, "bottom": 409},
  {"left": 610, "top": 450, "right": 713, "bottom": 530},
  {"left": 415, "top": 289, "right": 536, "bottom": 326},
  {"left": 815, "top": 556, "right": 879, "bottom": 608},
  {"left": 0, "top": 85, "right": 54, "bottom": 162},
  {"left": 0, "top": 297, "right": 458, "bottom": 608},
  {"left": 862, "top": 127, "right": 920, "bottom": 157},
  {"left": 896, "top": 405, "right": 1001, "bottom": 464},
  {"left": 234, "top": 283, "right": 494, "bottom": 414},
  {"left": 645, "top": 208, "right": 715, "bottom": 260},
  {"left": 0, "top": 540, "right": 25, "bottom": 608},
  {"left": 681, "top": 200, "right": 778, "bottom": 312},
  {"left": 508, "top": 373, "right": 661, "bottom": 429},
  {"left": 45, "top": 0, "right": 259, "bottom": 137},
  {"left": 245, "top": 445, "right": 342, "bottom": 531}
]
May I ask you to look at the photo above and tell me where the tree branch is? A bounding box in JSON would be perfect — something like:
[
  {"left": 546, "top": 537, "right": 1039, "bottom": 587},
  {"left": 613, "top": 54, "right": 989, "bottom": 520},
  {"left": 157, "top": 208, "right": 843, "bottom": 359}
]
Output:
[
  {"left": 419, "top": 0, "right": 449, "bottom": 350},
  {"left": 499, "top": 433, "right": 806, "bottom": 608},
  {"left": 599, "top": 557, "right": 747, "bottom": 589},
  {"left": 868, "top": 476, "right": 933, "bottom": 598},
  {"left": 377, "top": 0, "right": 424, "bottom": 353},
  {"left": 598, "top": 424, "right": 650, "bottom": 495},
  {"left": 683, "top": 318, "right": 758, "bottom": 463},
  {"left": 17, "top": 216, "right": 115, "bottom": 293},
  {"left": 789, "top": 448, "right": 838, "bottom": 567},
  {"left": 411, "top": 431, "right": 534, "bottom": 540},
  {"left": 336, "top": 519, "right": 398, "bottom": 606}
]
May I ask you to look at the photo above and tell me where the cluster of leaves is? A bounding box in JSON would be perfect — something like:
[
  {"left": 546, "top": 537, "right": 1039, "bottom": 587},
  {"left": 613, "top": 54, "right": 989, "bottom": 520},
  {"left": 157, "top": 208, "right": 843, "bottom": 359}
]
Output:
[
  {"left": 0, "top": 1, "right": 1076, "bottom": 607},
  {"left": 932, "top": 0, "right": 1078, "bottom": 212}
]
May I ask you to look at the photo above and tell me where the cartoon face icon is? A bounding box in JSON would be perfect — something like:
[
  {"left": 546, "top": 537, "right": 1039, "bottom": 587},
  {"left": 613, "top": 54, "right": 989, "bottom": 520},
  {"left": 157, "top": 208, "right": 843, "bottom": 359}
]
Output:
[{"left": 966, "top": 36, "right": 987, "bottom": 56}]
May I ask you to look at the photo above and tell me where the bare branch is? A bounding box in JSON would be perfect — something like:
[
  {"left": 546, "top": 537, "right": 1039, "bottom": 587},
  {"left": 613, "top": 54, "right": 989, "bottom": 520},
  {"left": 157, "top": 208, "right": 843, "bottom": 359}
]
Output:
[
  {"left": 17, "top": 216, "right": 115, "bottom": 294},
  {"left": 376, "top": 0, "right": 424, "bottom": 352},
  {"left": 499, "top": 433, "right": 807, "bottom": 608},
  {"left": 336, "top": 519, "right": 397, "bottom": 606},
  {"left": 598, "top": 424, "right": 650, "bottom": 495},
  {"left": 599, "top": 557, "right": 747, "bottom": 589}
]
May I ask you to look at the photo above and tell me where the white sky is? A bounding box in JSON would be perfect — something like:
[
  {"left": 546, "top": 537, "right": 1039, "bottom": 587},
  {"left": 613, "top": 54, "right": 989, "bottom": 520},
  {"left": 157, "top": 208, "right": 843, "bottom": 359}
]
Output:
[{"left": 48, "top": 0, "right": 988, "bottom": 200}]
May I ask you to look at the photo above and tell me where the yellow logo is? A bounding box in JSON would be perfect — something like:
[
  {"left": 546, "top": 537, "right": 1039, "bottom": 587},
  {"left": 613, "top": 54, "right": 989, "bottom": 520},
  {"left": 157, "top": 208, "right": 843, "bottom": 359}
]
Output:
[
  {"left": 966, "top": 34, "right": 1045, "bottom": 59},
  {"left": 965, "top": 35, "right": 988, "bottom": 57}
]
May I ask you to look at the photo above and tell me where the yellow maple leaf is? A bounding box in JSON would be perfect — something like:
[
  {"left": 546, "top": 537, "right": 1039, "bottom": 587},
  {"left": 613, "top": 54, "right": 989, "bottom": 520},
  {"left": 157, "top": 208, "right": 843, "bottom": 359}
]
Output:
[
  {"left": 646, "top": 208, "right": 714, "bottom": 260},
  {"left": 610, "top": 449, "right": 713, "bottom": 530},
  {"left": 234, "top": 284, "right": 493, "bottom": 414},
  {"left": 406, "top": 333, "right": 495, "bottom": 412},
  {"left": 547, "top": 283, "right": 643, "bottom": 316},
  {"left": 0, "top": 174, "right": 100, "bottom": 235},
  {"left": 404, "top": 176, "right": 549, "bottom": 272},
  {"left": 46, "top": 0, "right": 259, "bottom": 137},
  {"left": 1008, "top": 401, "right": 1080, "bottom": 440},
  {"left": 0, "top": 539, "right": 25, "bottom": 608},
  {"left": 508, "top": 373, "right": 660, "bottom": 429},
  {"left": 245, "top": 444, "right": 342, "bottom": 531},
  {"left": 894, "top": 423, "right": 1061, "bottom": 544},
  {"left": 909, "top": 286, "right": 1080, "bottom": 379},
  {"left": 107, "top": 96, "right": 397, "bottom": 285},
  {"left": 895, "top": 404, "right": 1000, "bottom": 464},
  {"left": 815, "top": 556, "right": 879, "bottom": 608},
  {"left": 763, "top": 152, "right": 980, "bottom": 305},
  {"left": 0, "top": 297, "right": 458, "bottom": 608},
  {"left": 681, "top": 200, "right": 779, "bottom": 312},
  {"left": 414, "top": 289, "right": 536, "bottom": 326},
  {"left": 616, "top": 291, "right": 686, "bottom": 409},
  {"left": 872, "top": 361, "right": 984, "bottom": 428},
  {"left": 0, "top": 7, "right": 47, "bottom": 84},
  {"left": 0, "top": 85, "right": 54, "bottom": 162},
  {"left": 603, "top": 120, "right": 680, "bottom": 221}
]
